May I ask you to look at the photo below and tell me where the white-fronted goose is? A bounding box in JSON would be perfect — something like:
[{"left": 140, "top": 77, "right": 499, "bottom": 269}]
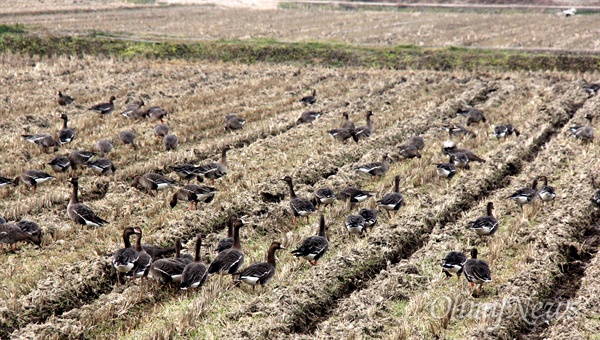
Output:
[
  {"left": 0, "top": 222, "right": 41, "bottom": 250},
  {"left": 338, "top": 187, "right": 373, "bottom": 208},
  {"left": 327, "top": 128, "right": 358, "bottom": 143},
  {"left": 132, "top": 173, "right": 176, "bottom": 194},
  {"left": 17, "top": 170, "right": 56, "bottom": 192},
  {"left": 163, "top": 134, "right": 179, "bottom": 151},
  {"left": 119, "top": 130, "right": 137, "bottom": 150},
  {"left": 340, "top": 112, "right": 355, "bottom": 130},
  {"left": 95, "top": 138, "right": 113, "bottom": 157},
  {"left": 89, "top": 96, "right": 116, "bottom": 115},
  {"left": 150, "top": 238, "right": 189, "bottom": 284},
  {"left": 154, "top": 124, "right": 169, "bottom": 138},
  {"left": 281, "top": 175, "right": 316, "bottom": 224},
  {"left": 225, "top": 114, "right": 245, "bottom": 131},
  {"left": 296, "top": 111, "right": 321, "bottom": 125},
  {"left": 299, "top": 89, "right": 317, "bottom": 105},
  {"left": 169, "top": 164, "right": 201, "bottom": 182},
  {"left": 0, "top": 176, "right": 17, "bottom": 188},
  {"left": 145, "top": 106, "right": 169, "bottom": 122},
  {"left": 354, "top": 111, "right": 374, "bottom": 140},
  {"left": 216, "top": 215, "right": 238, "bottom": 253},
  {"left": 68, "top": 149, "right": 95, "bottom": 170},
  {"left": 359, "top": 208, "right": 378, "bottom": 231},
  {"left": 180, "top": 234, "right": 209, "bottom": 290},
  {"left": 17, "top": 220, "right": 42, "bottom": 246},
  {"left": 207, "top": 219, "right": 244, "bottom": 277},
  {"left": 141, "top": 243, "right": 176, "bottom": 260},
  {"left": 113, "top": 227, "right": 140, "bottom": 283},
  {"left": 56, "top": 90, "right": 74, "bottom": 106},
  {"left": 434, "top": 163, "right": 457, "bottom": 182},
  {"left": 196, "top": 144, "right": 232, "bottom": 184},
  {"left": 291, "top": 214, "right": 328, "bottom": 266},
  {"left": 57, "top": 114, "right": 75, "bottom": 144},
  {"left": 569, "top": 113, "right": 594, "bottom": 142},
  {"left": 441, "top": 251, "right": 467, "bottom": 279},
  {"left": 355, "top": 154, "right": 391, "bottom": 177},
  {"left": 443, "top": 124, "right": 476, "bottom": 138},
  {"left": 345, "top": 214, "right": 366, "bottom": 235},
  {"left": 125, "top": 229, "right": 153, "bottom": 282},
  {"left": 508, "top": 178, "right": 538, "bottom": 212},
  {"left": 462, "top": 248, "right": 492, "bottom": 296},
  {"left": 583, "top": 82, "right": 600, "bottom": 96},
  {"left": 442, "top": 140, "right": 486, "bottom": 163},
  {"left": 313, "top": 187, "right": 336, "bottom": 209},
  {"left": 449, "top": 152, "right": 470, "bottom": 170},
  {"left": 235, "top": 241, "right": 284, "bottom": 291},
  {"left": 457, "top": 108, "right": 486, "bottom": 126},
  {"left": 493, "top": 124, "right": 520, "bottom": 139},
  {"left": 47, "top": 155, "right": 71, "bottom": 173},
  {"left": 468, "top": 202, "right": 499, "bottom": 236},
  {"left": 67, "top": 177, "right": 109, "bottom": 227},
  {"left": 86, "top": 158, "right": 116, "bottom": 176},
  {"left": 120, "top": 100, "right": 145, "bottom": 119},
  {"left": 537, "top": 175, "right": 556, "bottom": 206},
  {"left": 398, "top": 144, "right": 421, "bottom": 159},
  {"left": 21, "top": 133, "right": 59, "bottom": 153},
  {"left": 170, "top": 184, "right": 217, "bottom": 210},
  {"left": 378, "top": 175, "right": 404, "bottom": 218},
  {"left": 407, "top": 135, "right": 425, "bottom": 151}
]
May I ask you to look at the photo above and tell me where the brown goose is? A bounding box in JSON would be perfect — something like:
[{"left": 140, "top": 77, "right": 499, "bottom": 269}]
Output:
[
  {"left": 468, "top": 202, "right": 499, "bottom": 236},
  {"left": 225, "top": 114, "right": 245, "bottom": 131},
  {"left": 457, "top": 108, "right": 486, "bottom": 126},
  {"left": 195, "top": 145, "right": 232, "bottom": 184},
  {"left": 0, "top": 222, "right": 41, "bottom": 250},
  {"left": 216, "top": 215, "right": 238, "bottom": 253},
  {"left": 57, "top": 114, "right": 75, "bottom": 144},
  {"left": 132, "top": 173, "right": 176, "bottom": 194},
  {"left": 17, "top": 170, "right": 56, "bottom": 192},
  {"left": 68, "top": 149, "right": 95, "bottom": 170},
  {"left": 170, "top": 184, "right": 217, "bottom": 210},
  {"left": 313, "top": 187, "right": 336, "bottom": 209},
  {"left": 112, "top": 227, "right": 140, "bottom": 283},
  {"left": 569, "top": 113, "right": 594, "bottom": 143},
  {"left": 21, "top": 133, "right": 59, "bottom": 153},
  {"left": 340, "top": 112, "right": 355, "bottom": 130},
  {"left": 537, "top": 175, "right": 556, "bottom": 206},
  {"left": 327, "top": 128, "right": 358, "bottom": 143},
  {"left": 145, "top": 106, "right": 169, "bottom": 122},
  {"left": 56, "top": 90, "right": 74, "bottom": 106},
  {"left": 442, "top": 140, "right": 486, "bottom": 163},
  {"left": 180, "top": 234, "right": 209, "bottom": 290},
  {"left": 449, "top": 152, "right": 470, "bottom": 170},
  {"left": 378, "top": 175, "right": 404, "bottom": 218},
  {"left": 354, "top": 111, "right": 374, "bottom": 140},
  {"left": 47, "top": 155, "right": 71, "bottom": 173},
  {"left": 154, "top": 124, "right": 169, "bottom": 138},
  {"left": 119, "top": 130, "right": 137, "bottom": 150},
  {"left": 89, "top": 96, "right": 116, "bottom": 115},
  {"left": 281, "top": 175, "right": 316, "bottom": 224},
  {"left": 169, "top": 164, "right": 200, "bottom": 182},
  {"left": 493, "top": 124, "right": 520, "bottom": 139},
  {"left": 17, "top": 220, "right": 42, "bottom": 246},
  {"left": 235, "top": 241, "right": 285, "bottom": 291},
  {"left": 125, "top": 229, "right": 153, "bottom": 282},
  {"left": 207, "top": 219, "right": 244, "bottom": 277},
  {"left": 299, "top": 89, "right": 317, "bottom": 105},
  {"left": 406, "top": 135, "right": 425, "bottom": 150},
  {"left": 508, "top": 178, "right": 538, "bottom": 213},
  {"left": 338, "top": 187, "right": 373, "bottom": 209},
  {"left": 345, "top": 214, "right": 366, "bottom": 235},
  {"left": 441, "top": 251, "right": 467, "bottom": 279},
  {"left": 291, "top": 214, "right": 328, "bottom": 266},
  {"left": 85, "top": 158, "right": 116, "bottom": 176},
  {"left": 462, "top": 248, "right": 492, "bottom": 297},
  {"left": 163, "top": 134, "right": 179, "bottom": 151},
  {"left": 0, "top": 176, "right": 18, "bottom": 189},
  {"left": 296, "top": 111, "right": 321, "bottom": 125},
  {"left": 120, "top": 100, "right": 145, "bottom": 119},
  {"left": 150, "top": 238, "right": 190, "bottom": 284},
  {"left": 95, "top": 138, "right": 113, "bottom": 157},
  {"left": 398, "top": 144, "right": 421, "bottom": 159},
  {"left": 67, "top": 177, "right": 109, "bottom": 227},
  {"left": 355, "top": 154, "right": 391, "bottom": 177},
  {"left": 443, "top": 124, "right": 477, "bottom": 138},
  {"left": 359, "top": 208, "right": 378, "bottom": 231}
]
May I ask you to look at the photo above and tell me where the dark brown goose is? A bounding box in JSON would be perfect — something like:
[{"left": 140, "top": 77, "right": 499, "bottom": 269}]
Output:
[
  {"left": 85, "top": 158, "right": 116, "bottom": 176},
  {"left": 154, "top": 124, "right": 169, "bottom": 138},
  {"left": 89, "top": 96, "right": 116, "bottom": 115},
  {"left": 359, "top": 208, "right": 378, "bottom": 231},
  {"left": 406, "top": 135, "right": 425, "bottom": 150},
  {"left": 145, "top": 106, "right": 169, "bottom": 122},
  {"left": 56, "top": 90, "right": 74, "bottom": 106},
  {"left": 468, "top": 202, "right": 499, "bottom": 236},
  {"left": 0, "top": 176, "right": 18, "bottom": 189},
  {"left": 195, "top": 144, "right": 232, "bottom": 184},
  {"left": 0, "top": 222, "right": 41, "bottom": 250},
  {"left": 442, "top": 140, "right": 486, "bottom": 163},
  {"left": 313, "top": 187, "right": 336, "bottom": 209},
  {"left": 456, "top": 108, "right": 486, "bottom": 126},
  {"left": 338, "top": 187, "right": 373, "bottom": 209},
  {"left": 355, "top": 154, "right": 391, "bottom": 177},
  {"left": 299, "top": 89, "right": 317, "bottom": 105},
  {"left": 68, "top": 149, "right": 95, "bottom": 170},
  {"left": 150, "top": 239, "right": 189, "bottom": 284},
  {"left": 112, "top": 227, "right": 140, "bottom": 284},
  {"left": 119, "top": 130, "right": 137, "bottom": 150},
  {"left": 281, "top": 175, "right": 316, "bottom": 224},
  {"left": 443, "top": 124, "right": 477, "bottom": 138},
  {"left": 17, "top": 170, "right": 56, "bottom": 192},
  {"left": 225, "top": 114, "right": 246, "bottom": 131},
  {"left": 449, "top": 152, "right": 470, "bottom": 170},
  {"left": 120, "top": 99, "right": 145, "bottom": 119},
  {"left": 21, "top": 133, "right": 59, "bottom": 153},
  {"left": 345, "top": 214, "right": 366, "bottom": 235},
  {"left": 493, "top": 124, "right": 520, "bottom": 139},
  {"left": 47, "top": 155, "right": 71, "bottom": 173},
  {"left": 354, "top": 111, "right": 374, "bottom": 140},
  {"left": 441, "top": 251, "right": 467, "bottom": 279},
  {"left": 340, "top": 112, "right": 355, "bottom": 130},
  {"left": 296, "top": 111, "right": 321, "bottom": 125},
  {"left": 462, "top": 248, "right": 492, "bottom": 297},
  {"left": 163, "top": 134, "right": 179, "bottom": 151},
  {"left": 58, "top": 114, "right": 75, "bottom": 144},
  {"left": 180, "top": 234, "right": 209, "bottom": 290},
  {"left": 537, "top": 175, "right": 556, "bottom": 206},
  {"left": 216, "top": 215, "right": 238, "bottom": 253},
  {"left": 95, "top": 138, "right": 113, "bottom": 157},
  {"left": 508, "top": 178, "right": 538, "bottom": 215},
  {"left": 398, "top": 144, "right": 421, "bottom": 159},
  {"left": 583, "top": 82, "right": 600, "bottom": 96},
  {"left": 291, "top": 214, "right": 328, "bottom": 266},
  {"left": 125, "top": 229, "right": 153, "bottom": 282},
  {"left": 378, "top": 175, "right": 404, "bottom": 218},
  {"left": 235, "top": 241, "right": 284, "bottom": 291},
  {"left": 569, "top": 113, "right": 594, "bottom": 143},
  {"left": 327, "top": 128, "right": 358, "bottom": 143},
  {"left": 170, "top": 184, "right": 217, "bottom": 210},
  {"left": 132, "top": 173, "right": 176, "bottom": 194},
  {"left": 67, "top": 177, "right": 108, "bottom": 227},
  {"left": 207, "top": 219, "right": 244, "bottom": 277},
  {"left": 169, "top": 164, "right": 201, "bottom": 182}
]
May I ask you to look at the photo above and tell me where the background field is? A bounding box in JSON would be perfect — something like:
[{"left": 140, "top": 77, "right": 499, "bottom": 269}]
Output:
[{"left": 1, "top": 1, "right": 600, "bottom": 339}]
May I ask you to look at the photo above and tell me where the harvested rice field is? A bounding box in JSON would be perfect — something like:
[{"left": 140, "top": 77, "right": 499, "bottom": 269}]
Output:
[{"left": 1, "top": 1, "right": 600, "bottom": 340}]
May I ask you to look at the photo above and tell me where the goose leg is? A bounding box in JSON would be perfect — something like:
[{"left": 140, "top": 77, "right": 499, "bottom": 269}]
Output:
[
  {"left": 306, "top": 216, "right": 310, "bottom": 224},
  {"left": 387, "top": 210, "right": 391, "bottom": 219}
]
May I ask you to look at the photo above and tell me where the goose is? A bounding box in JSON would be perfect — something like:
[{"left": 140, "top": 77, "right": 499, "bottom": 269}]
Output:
[
  {"left": 291, "top": 214, "right": 328, "bottom": 266},
  {"left": 150, "top": 239, "right": 189, "bottom": 284},
  {"left": 327, "top": 128, "right": 358, "bottom": 143},
  {"left": 456, "top": 108, "right": 486, "bottom": 126},
  {"left": 21, "top": 133, "right": 59, "bottom": 153},
  {"left": 0, "top": 222, "right": 41, "bottom": 250},
  {"left": 441, "top": 251, "right": 467, "bottom": 279},
  {"left": 355, "top": 154, "right": 391, "bottom": 177},
  {"left": 296, "top": 111, "right": 321, "bottom": 125},
  {"left": 208, "top": 219, "right": 244, "bottom": 277},
  {"left": 406, "top": 135, "right": 425, "bottom": 150},
  {"left": 145, "top": 106, "right": 169, "bottom": 122},
  {"left": 313, "top": 187, "right": 336, "bottom": 209},
  {"left": 163, "top": 134, "right": 178, "bottom": 151},
  {"left": 169, "top": 164, "right": 201, "bottom": 182},
  {"left": 170, "top": 184, "right": 217, "bottom": 210},
  {"left": 443, "top": 124, "right": 477, "bottom": 138},
  {"left": 95, "top": 138, "right": 113, "bottom": 157},
  {"left": 354, "top": 111, "right": 374, "bottom": 140},
  {"left": 591, "top": 175, "right": 600, "bottom": 207},
  {"left": 225, "top": 114, "right": 245, "bottom": 131},
  {"left": 0, "top": 176, "right": 18, "bottom": 188},
  {"left": 17, "top": 220, "right": 42, "bottom": 241},
  {"left": 195, "top": 145, "right": 232, "bottom": 184},
  {"left": 358, "top": 208, "right": 378, "bottom": 231},
  {"left": 235, "top": 241, "right": 284, "bottom": 291},
  {"left": 17, "top": 170, "right": 56, "bottom": 192},
  {"left": 583, "top": 82, "right": 600, "bottom": 96},
  {"left": 120, "top": 100, "right": 145, "bottom": 119},
  {"left": 508, "top": 178, "right": 538, "bottom": 212},
  {"left": 378, "top": 175, "right": 404, "bottom": 218},
  {"left": 462, "top": 248, "right": 492, "bottom": 296},
  {"left": 47, "top": 155, "right": 71, "bottom": 173},
  {"left": 119, "top": 130, "right": 137, "bottom": 150},
  {"left": 345, "top": 214, "right": 367, "bottom": 235},
  {"left": 125, "top": 229, "right": 153, "bottom": 282},
  {"left": 449, "top": 152, "right": 470, "bottom": 170},
  {"left": 57, "top": 114, "right": 75, "bottom": 144},
  {"left": 88, "top": 96, "right": 116, "bottom": 115},
  {"left": 132, "top": 173, "right": 177, "bottom": 194},
  {"left": 138, "top": 242, "right": 175, "bottom": 260},
  {"left": 281, "top": 175, "right": 316, "bottom": 224},
  {"left": 398, "top": 144, "right": 421, "bottom": 159},
  {"left": 468, "top": 202, "right": 499, "bottom": 236},
  {"left": 56, "top": 90, "right": 74, "bottom": 106},
  {"left": 340, "top": 112, "right": 355, "bottom": 130},
  {"left": 154, "top": 124, "right": 169, "bottom": 138},
  {"left": 442, "top": 140, "right": 486, "bottom": 163},
  {"left": 569, "top": 113, "right": 594, "bottom": 142},
  {"left": 112, "top": 227, "right": 140, "bottom": 284},
  {"left": 338, "top": 187, "right": 373, "bottom": 208},
  {"left": 216, "top": 215, "right": 238, "bottom": 253},
  {"left": 85, "top": 158, "right": 116, "bottom": 176},
  {"left": 67, "top": 177, "right": 109, "bottom": 227},
  {"left": 493, "top": 124, "right": 520, "bottom": 139},
  {"left": 299, "top": 89, "right": 317, "bottom": 105},
  {"left": 68, "top": 149, "right": 95, "bottom": 170},
  {"left": 180, "top": 234, "right": 209, "bottom": 290},
  {"left": 537, "top": 176, "right": 556, "bottom": 206},
  {"left": 434, "top": 163, "right": 457, "bottom": 182}
]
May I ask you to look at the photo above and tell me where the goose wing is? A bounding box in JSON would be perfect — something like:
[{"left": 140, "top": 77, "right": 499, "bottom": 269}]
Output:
[
  {"left": 208, "top": 248, "right": 244, "bottom": 275},
  {"left": 236, "top": 262, "right": 275, "bottom": 285}
]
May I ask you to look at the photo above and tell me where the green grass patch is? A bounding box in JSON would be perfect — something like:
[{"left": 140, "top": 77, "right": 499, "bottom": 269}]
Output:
[{"left": 0, "top": 24, "right": 25, "bottom": 35}]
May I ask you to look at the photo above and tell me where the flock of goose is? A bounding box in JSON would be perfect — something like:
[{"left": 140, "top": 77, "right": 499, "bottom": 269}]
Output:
[{"left": 0, "top": 84, "right": 597, "bottom": 297}]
